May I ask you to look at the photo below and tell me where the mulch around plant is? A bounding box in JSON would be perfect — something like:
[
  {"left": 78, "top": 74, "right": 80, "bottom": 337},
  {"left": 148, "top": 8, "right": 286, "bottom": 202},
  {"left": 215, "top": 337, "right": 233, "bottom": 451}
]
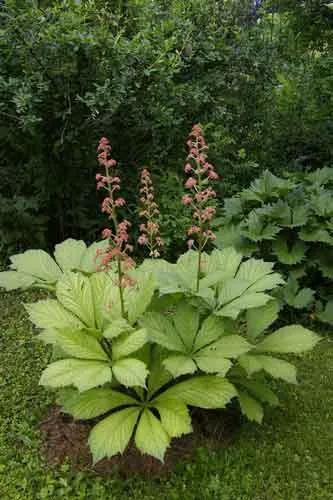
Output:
[{"left": 39, "top": 405, "right": 241, "bottom": 478}]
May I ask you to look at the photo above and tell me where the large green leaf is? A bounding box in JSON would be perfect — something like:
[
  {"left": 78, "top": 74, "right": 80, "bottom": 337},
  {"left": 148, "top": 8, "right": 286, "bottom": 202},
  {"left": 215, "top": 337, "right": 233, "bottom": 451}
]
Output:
[
  {"left": 165, "top": 376, "right": 237, "bottom": 409},
  {"left": 135, "top": 409, "right": 170, "bottom": 462},
  {"left": 176, "top": 251, "right": 198, "bottom": 290},
  {"left": 45, "top": 328, "right": 108, "bottom": 361},
  {"left": 112, "top": 328, "right": 147, "bottom": 359},
  {"left": 218, "top": 279, "right": 251, "bottom": 305},
  {"left": 242, "top": 212, "right": 281, "bottom": 242},
  {"left": 54, "top": 239, "right": 87, "bottom": 272},
  {"left": 200, "top": 335, "right": 250, "bottom": 359},
  {"left": 193, "top": 315, "right": 227, "bottom": 351},
  {"left": 258, "top": 356, "right": 297, "bottom": 384},
  {"left": 103, "top": 318, "right": 134, "bottom": 339},
  {"left": 0, "top": 271, "right": 36, "bottom": 291},
  {"left": 89, "top": 272, "right": 110, "bottom": 329},
  {"left": 25, "top": 299, "right": 84, "bottom": 329},
  {"left": 237, "top": 390, "right": 263, "bottom": 424},
  {"left": 255, "top": 325, "right": 320, "bottom": 354},
  {"left": 202, "top": 248, "right": 242, "bottom": 282},
  {"left": 147, "top": 346, "right": 173, "bottom": 397},
  {"left": 299, "top": 228, "right": 333, "bottom": 245},
  {"left": 153, "top": 398, "right": 192, "bottom": 438},
  {"left": 59, "top": 387, "right": 138, "bottom": 419},
  {"left": 272, "top": 238, "right": 306, "bottom": 265},
  {"left": 246, "top": 300, "right": 280, "bottom": 341},
  {"left": 125, "top": 271, "right": 156, "bottom": 324},
  {"left": 236, "top": 259, "right": 274, "bottom": 283},
  {"left": 56, "top": 272, "right": 95, "bottom": 328},
  {"left": 112, "top": 358, "right": 148, "bottom": 388},
  {"left": 140, "top": 312, "right": 185, "bottom": 352},
  {"left": 163, "top": 355, "right": 197, "bottom": 378},
  {"left": 194, "top": 353, "right": 232, "bottom": 375},
  {"left": 246, "top": 273, "right": 284, "bottom": 293},
  {"left": 236, "top": 379, "right": 279, "bottom": 406},
  {"left": 79, "top": 240, "right": 110, "bottom": 273},
  {"left": 89, "top": 407, "right": 140, "bottom": 463},
  {"left": 10, "top": 249, "right": 62, "bottom": 282},
  {"left": 173, "top": 303, "right": 200, "bottom": 350},
  {"left": 317, "top": 301, "right": 333, "bottom": 325},
  {"left": 40, "top": 359, "right": 112, "bottom": 391},
  {"left": 216, "top": 292, "right": 271, "bottom": 319}
]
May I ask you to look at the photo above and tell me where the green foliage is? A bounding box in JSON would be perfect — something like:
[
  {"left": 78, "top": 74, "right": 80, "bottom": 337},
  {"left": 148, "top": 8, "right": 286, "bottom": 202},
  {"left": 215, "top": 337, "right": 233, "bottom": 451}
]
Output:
[
  {"left": 215, "top": 168, "right": 333, "bottom": 319},
  {"left": 2, "top": 243, "right": 321, "bottom": 463}
]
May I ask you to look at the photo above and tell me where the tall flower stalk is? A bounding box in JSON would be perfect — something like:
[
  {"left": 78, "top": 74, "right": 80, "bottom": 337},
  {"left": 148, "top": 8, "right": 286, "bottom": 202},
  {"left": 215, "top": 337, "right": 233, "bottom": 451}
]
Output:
[
  {"left": 96, "top": 137, "right": 135, "bottom": 318},
  {"left": 182, "top": 124, "right": 219, "bottom": 291},
  {"left": 138, "top": 168, "right": 163, "bottom": 258}
]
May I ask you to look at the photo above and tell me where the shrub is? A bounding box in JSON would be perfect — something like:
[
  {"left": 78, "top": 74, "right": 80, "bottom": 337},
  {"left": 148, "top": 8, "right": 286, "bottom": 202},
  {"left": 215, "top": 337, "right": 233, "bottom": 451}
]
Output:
[
  {"left": 0, "top": 126, "right": 321, "bottom": 463},
  {"left": 215, "top": 168, "right": 333, "bottom": 325}
]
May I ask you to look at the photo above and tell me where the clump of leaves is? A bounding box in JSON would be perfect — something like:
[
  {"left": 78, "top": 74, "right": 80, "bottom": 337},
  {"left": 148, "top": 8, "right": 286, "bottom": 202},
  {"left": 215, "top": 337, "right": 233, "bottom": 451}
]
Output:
[{"left": 215, "top": 168, "right": 333, "bottom": 324}]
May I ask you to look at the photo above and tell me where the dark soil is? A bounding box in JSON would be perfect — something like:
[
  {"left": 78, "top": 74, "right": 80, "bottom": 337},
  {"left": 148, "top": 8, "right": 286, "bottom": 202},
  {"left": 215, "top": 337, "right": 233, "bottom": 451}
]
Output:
[{"left": 39, "top": 405, "right": 241, "bottom": 478}]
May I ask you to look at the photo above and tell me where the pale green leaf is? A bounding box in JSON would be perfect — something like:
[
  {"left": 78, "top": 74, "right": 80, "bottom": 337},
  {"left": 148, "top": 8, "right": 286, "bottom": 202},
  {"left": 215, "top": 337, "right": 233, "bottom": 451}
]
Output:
[
  {"left": 112, "top": 358, "right": 148, "bottom": 388},
  {"left": 79, "top": 240, "right": 110, "bottom": 273},
  {"left": 103, "top": 318, "right": 134, "bottom": 339},
  {"left": 237, "top": 380, "right": 279, "bottom": 406},
  {"left": 200, "top": 335, "right": 250, "bottom": 359},
  {"left": 147, "top": 346, "right": 173, "bottom": 397},
  {"left": 89, "top": 272, "right": 110, "bottom": 329},
  {"left": 217, "top": 292, "right": 271, "bottom": 319},
  {"left": 246, "top": 300, "right": 280, "bottom": 341},
  {"left": 238, "top": 390, "right": 263, "bottom": 423},
  {"left": 10, "top": 249, "right": 62, "bottom": 282},
  {"left": 204, "top": 248, "right": 243, "bottom": 278},
  {"left": 258, "top": 355, "right": 297, "bottom": 384},
  {"left": 193, "top": 315, "right": 227, "bottom": 351},
  {"left": 255, "top": 325, "right": 320, "bottom": 353},
  {"left": 218, "top": 278, "right": 251, "bottom": 306},
  {"left": 0, "top": 271, "right": 36, "bottom": 291},
  {"left": 140, "top": 312, "right": 185, "bottom": 352},
  {"left": 40, "top": 359, "right": 112, "bottom": 391},
  {"left": 25, "top": 299, "right": 84, "bottom": 329},
  {"left": 56, "top": 272, "right": 95, "bottom": 328},
  {"left": 125, "top": 271, "right": 156, "bottom": 324},
  {"left": 163, "top": 355, "right": 197, "bottom": 378},
  {"left": 135, "top": 409, "right": 170, "bottom": 462},
  {"left": 59, "top": 387, "right": 138, "bottom": 419},
  {"left": 154, "top": 398, "right": 192, "bottom": 438},
  {"left": 238, "top": 354, "right": 264, "bottom": 375},
  {"left": 54, "top": 239, "right": 87, "bottom": 272},
  {"left": 89, "top": 407, "right": 140, "bottom": 463},
  {"left": 176, "top": 251, "right": 198, "bottom": 290},
  {"left": 52, "top": 328, "right": 108, "bottom": 361},
  {"left": 173, "top": 303, "right": 200, "bottom": 350},
  {"left": 165, "top": 376, "right": 237, "bottom": 409},
  {"left": 246, "top": 273, "right": 284, "bottom": 293},
  {"left": 112, "top": 328, "right": 147, "bottom": 360},
  {"left": 236, "top": 259, "right": 274, "bottom": 283},
  {"left": 272, "top": 238, "right": 306, "bottom": 265},
  {"left": 194, "top": 353, "right": 232, "bottom": 375}
]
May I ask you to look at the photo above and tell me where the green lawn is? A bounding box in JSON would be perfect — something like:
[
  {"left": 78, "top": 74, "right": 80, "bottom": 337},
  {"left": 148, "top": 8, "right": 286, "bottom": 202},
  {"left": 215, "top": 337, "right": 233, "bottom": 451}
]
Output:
[{"left": 0, "top": 290, "right": 332, "bottom": 500}]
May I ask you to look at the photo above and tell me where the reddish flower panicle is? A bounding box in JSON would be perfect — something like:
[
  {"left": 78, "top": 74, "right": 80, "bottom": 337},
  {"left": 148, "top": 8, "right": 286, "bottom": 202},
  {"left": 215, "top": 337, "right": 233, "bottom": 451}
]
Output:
[{"left": 138, "top": 167, "right": 163, "bottom": 257}]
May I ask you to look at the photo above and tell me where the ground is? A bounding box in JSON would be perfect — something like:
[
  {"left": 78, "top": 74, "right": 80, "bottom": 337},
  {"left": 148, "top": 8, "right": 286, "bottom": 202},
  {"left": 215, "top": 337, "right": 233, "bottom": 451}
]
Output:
[{"left": 0, "top": 290, "right": 332, "bottom": 500}]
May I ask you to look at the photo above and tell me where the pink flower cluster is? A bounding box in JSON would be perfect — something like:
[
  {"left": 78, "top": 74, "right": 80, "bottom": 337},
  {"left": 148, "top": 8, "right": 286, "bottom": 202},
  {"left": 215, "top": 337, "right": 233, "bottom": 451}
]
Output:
[
  {"left": 138, "top": 168, "right": 163, "bottom": 258},
  {"left": 183, "top": 124, "right": 219, "bottom": 250},
  {"left": 96, "top": 137, "right": 134, "bottom": 278}
]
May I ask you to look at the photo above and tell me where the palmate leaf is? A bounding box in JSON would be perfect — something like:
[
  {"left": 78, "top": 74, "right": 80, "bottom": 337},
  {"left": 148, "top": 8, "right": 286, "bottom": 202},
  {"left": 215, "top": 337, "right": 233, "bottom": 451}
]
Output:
[
  {"left": 40, "top": 359, "right": 112, "bottom": 392},
  {"left": 153, "top": 398, "right": 192, "bottom": 438},
  {"left": 125, "top": 271, "right": 156, "bottom": 324},
  {"left": 237, "top": 390, "right": 263, "bottom": 424},
  {"left": 147, "top": 345, "right": 173, "bottom": 397},
  {"left": 25, "top": 299, "right": 84, "bottom": 330},
  {"left": 89, "top": 407, "right": 141, "bottom": 463},
  {"left": 112, "top": 358, "right": 148, "bottom": 388},
  {"left": 163, "top": 355, "right": 197, "bottom": 378},
  {"left": 173, "top": 303, "right": 200, "bottom": 350},
  {"left": 165, "top": 376, "right": 237, "bottom": 409},
  {"left": 239, "top": 354, "right": 297, "bottom": 383},
  {"left": 199, "top": 335, "right": 250, "bottom": 359},
  {"left": 41, "top": 328, "right": 108, "bottom": 361},
  {"left": 56, "top": 272, "right": 95, "bottom": 328},
  {"left": 0, "top": 271, "right": 36, "bottom": 291},
  {"left": 193, "top": 315, "right": 228, "bottom": 351},
  {"left": 135, "top": 409, "right": 170, "bottom": 462},
  {"left": 272, "top": 238, "right": 306, "bottom": 265},
  {"left": 299, "top": 228, "right": 333, "bottom": 245},
  {"left": 241, "top": 212, "right": 281, "bottom": 242},
  {"left": 176, "top": 251, "right": 198, "bottom": 290},
  {"left": 236, "top": 259, "right": 274, "bottom": 282},
  {"left": 281, "top": 278, "right": 314, "bottom": 309},
  {"left": 254, "top": 325, "right": 320, "bottom": 354},
  {"left": 194, "top": 353, "right": 232, "bottom": 375},
  {"left": 112, "top": 328, "right": 148, "bottom": 360},
  {"left": 10, "top": 249, "right": 62, "bottom": 282},
  {"left": 54, "top": 239, "right": 87, "bottom": 272},
  {"left": 311, "top": 247, "right": 333, "bottom": 279},
  {"left": 202, "top": 248, "right": 243, "bottom": 281},
  {"left": 246, "top": 300, "right": 280, "bottom": 341},
  {"left": 236, "top": 379, "right": 279, "bottom": 406},
  {"left": 79, "top": 240, "right": 110, "bottom": 273},
  {"left": 216, "top": 292, "right": 271, "bottom": 319},
  {"left": 140, "top": 312, "right": 185, "bottom": 352},
  {"left": 103, "top": 318, "right": 135, "bottom": 339},
  {"left": 90, "top": 272, "right": 110, "bottom": 329},
  {"left": 317, "top": 301, "right": 333, "bottom": 325},
  {"left": 59, "top": 387, "right": 138, "bottom": 419}
]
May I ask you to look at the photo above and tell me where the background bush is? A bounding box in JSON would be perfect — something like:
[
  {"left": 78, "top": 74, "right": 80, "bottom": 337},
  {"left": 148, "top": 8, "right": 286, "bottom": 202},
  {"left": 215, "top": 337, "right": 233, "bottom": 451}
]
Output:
[{"left": 1, "top": 0, "right": 333, "bottom": 260}]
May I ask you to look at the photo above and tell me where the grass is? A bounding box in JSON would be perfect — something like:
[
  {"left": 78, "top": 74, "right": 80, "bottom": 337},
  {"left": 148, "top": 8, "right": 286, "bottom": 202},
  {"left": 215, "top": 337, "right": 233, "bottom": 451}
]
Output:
[{"left": 0, "top": 290, "right": 333, "bottom": 500}]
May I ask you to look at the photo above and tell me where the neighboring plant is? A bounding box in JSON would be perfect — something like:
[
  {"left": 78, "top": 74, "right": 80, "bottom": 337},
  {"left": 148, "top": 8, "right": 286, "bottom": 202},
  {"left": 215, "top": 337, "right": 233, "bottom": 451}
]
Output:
[
  {"left": 0, "top": 129, "right": 321, "bottom": 464},
  {"left": 215, "top": 168, "right": 333, "bottom": 323}
]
